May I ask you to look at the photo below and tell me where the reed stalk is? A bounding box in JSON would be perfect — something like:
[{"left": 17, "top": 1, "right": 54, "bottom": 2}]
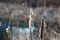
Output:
[
  {"left": 40, "top": 18, "right": 44, "bottom": 40},
  {"left": 29, "top": 8, "right": 34, "bottom": 40}
]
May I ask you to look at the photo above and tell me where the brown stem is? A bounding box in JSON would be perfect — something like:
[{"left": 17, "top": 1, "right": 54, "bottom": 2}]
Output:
[{"left": 40, "top": 18, "right": 44, "bottom": 40}]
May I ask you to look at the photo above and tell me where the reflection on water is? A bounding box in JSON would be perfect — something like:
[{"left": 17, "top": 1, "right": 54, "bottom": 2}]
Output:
[{"left": 12, "top": 27, "right": 38, "bottom": 40}]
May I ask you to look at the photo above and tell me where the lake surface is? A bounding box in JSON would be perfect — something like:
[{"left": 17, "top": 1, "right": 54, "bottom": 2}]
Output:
[{"left": 12, "top": 27, "right": 39, "bottom": 40}]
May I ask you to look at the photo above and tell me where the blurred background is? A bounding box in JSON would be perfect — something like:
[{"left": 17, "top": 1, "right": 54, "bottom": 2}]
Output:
[{"left": 0, "top": 0, "right": 60, "bottom": 40}]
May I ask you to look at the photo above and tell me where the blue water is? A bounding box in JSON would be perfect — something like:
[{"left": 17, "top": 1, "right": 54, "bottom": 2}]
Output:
[{"left": 12, "top": 27, "right": 37, "bottom": 40}]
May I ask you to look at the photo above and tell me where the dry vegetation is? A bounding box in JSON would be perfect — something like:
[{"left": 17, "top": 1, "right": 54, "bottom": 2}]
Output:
[{"left": 0, "top": 0, "right": 60, "bottom": 40}]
